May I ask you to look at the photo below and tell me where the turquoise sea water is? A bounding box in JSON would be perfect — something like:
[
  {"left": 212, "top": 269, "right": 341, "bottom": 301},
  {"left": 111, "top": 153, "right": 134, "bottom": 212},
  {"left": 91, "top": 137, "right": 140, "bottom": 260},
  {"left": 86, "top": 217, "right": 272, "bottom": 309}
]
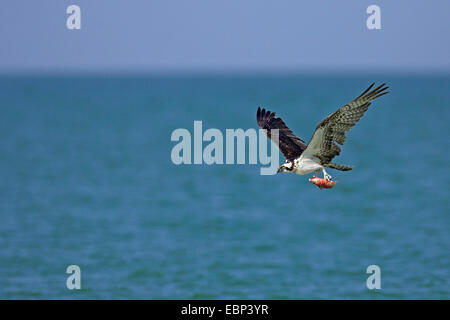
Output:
[{"left": 0, "top": 74, "right": 449, "bottom": 299}]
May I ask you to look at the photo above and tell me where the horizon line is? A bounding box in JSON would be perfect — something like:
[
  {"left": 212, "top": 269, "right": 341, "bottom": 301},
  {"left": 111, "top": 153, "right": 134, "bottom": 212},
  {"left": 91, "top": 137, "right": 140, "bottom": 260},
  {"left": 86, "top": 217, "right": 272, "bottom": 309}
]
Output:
[{"left": 1, "top": 67, "right": 449, "bottom": 77}]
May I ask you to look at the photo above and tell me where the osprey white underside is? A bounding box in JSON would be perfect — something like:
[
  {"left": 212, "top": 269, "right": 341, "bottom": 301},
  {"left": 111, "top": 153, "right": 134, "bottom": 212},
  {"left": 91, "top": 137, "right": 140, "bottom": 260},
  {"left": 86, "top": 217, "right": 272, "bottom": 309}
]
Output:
[
  {"left": 292, "top": 154, "right": 323, "bottom": 176},
  {"left": 291, "top": 126, "right": 326, "bottom": 176}
]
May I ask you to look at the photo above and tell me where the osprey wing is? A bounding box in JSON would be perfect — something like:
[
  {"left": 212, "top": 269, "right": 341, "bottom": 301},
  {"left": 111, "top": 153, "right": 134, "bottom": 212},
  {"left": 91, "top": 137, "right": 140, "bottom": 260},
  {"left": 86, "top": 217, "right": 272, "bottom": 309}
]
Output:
[
  {"left": 302, "top": 83, "right": 389, "bottom": 164},
  {"left": 257, "top": 107, "right": 307, "bottom": 161}
]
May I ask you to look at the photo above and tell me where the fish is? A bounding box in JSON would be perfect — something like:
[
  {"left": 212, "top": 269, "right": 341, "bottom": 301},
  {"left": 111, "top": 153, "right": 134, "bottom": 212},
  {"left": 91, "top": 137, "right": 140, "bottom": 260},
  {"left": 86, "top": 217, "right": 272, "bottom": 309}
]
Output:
[{"left": 309, "top": 177, "right": 337, "bottom": 189}]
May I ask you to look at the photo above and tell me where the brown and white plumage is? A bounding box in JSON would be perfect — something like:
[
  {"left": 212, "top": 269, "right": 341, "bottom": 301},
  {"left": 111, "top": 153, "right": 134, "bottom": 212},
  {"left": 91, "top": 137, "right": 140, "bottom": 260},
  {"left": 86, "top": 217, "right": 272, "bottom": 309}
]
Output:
[
  {"left": 257, "top": 83, "right": 389, "bottom": 180},
  {"left": 302, "top": 82, "right": 389, "bottom": 164}
]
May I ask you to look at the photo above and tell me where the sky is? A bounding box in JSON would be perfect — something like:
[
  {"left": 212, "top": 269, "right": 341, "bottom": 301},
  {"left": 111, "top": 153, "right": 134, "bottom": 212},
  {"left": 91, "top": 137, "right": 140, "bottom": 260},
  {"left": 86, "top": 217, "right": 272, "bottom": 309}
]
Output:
[{"left": 0, "top": 0, "right": 449, "bottom": 73}]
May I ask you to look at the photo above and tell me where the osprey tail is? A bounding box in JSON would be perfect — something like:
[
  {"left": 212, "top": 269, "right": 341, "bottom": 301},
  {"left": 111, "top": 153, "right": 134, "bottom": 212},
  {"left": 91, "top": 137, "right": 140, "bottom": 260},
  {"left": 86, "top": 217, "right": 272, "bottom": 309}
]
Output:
[{"left": 324, "top": 163, "right": 352, "bottom": 171}]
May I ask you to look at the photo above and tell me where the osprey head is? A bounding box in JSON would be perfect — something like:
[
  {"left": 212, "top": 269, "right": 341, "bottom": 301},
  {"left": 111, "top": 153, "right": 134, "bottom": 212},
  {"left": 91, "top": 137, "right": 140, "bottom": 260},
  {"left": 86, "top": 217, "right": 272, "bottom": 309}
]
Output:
[{"left": 277, "top": 162, "right": 294, "bottom": 173}]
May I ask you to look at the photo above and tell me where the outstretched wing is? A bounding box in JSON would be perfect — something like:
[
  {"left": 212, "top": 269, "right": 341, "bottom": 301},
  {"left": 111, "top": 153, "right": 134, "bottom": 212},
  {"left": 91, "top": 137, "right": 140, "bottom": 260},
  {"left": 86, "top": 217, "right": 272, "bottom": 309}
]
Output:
[
  {"left": 257, "top": 107, "right": 307, "bottom": 161},
  {"left": 302, "top": 83, "right": 389, "bottom": 164}
]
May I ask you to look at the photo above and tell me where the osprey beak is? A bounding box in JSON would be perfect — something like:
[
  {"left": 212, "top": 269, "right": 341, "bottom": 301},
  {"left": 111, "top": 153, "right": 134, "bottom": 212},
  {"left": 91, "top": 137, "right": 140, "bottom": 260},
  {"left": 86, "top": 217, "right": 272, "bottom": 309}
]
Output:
[{"left": 276, "top": 167, "right": 281, "bottom": 173}]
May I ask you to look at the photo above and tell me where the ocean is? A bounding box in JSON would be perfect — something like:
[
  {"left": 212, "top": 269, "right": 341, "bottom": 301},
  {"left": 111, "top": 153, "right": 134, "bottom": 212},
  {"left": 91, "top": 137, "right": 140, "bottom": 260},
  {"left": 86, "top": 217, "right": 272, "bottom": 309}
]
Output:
[{"left": 0, "top": 74, "right": 449, "bottom": 299}]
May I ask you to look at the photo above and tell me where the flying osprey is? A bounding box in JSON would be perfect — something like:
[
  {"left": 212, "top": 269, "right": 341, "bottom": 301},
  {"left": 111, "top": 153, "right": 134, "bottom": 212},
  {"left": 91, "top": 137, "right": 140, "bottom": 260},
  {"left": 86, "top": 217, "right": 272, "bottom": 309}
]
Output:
[{"left": 257, "top": 83, "right": 389, "bottom": 181}]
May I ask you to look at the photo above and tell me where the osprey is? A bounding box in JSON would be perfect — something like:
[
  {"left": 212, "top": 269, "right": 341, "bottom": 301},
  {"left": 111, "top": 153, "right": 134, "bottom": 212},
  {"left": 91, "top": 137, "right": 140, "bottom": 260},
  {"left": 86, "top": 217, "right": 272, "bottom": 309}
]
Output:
[{"left": 257, "top": 83, "right": 389, "bottom": 181}]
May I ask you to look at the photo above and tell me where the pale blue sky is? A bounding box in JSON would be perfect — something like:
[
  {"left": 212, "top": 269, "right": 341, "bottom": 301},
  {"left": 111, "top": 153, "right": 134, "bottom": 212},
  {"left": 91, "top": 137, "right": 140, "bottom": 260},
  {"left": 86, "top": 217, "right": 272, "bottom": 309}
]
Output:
[{"left": 0, "top": 0, "right": 449, "bottom": 73}]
